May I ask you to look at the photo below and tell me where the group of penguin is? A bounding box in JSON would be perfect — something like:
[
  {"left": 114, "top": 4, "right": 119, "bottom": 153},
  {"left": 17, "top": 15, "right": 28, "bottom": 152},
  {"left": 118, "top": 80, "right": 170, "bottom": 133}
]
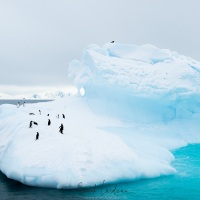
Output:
[{"left": 29, "top": 110, "right": 65, "bottom": 141}]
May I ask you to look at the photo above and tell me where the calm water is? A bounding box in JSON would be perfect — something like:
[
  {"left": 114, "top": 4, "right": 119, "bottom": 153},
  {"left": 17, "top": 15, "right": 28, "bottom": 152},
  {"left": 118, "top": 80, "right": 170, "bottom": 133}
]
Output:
[
  {"left": 0, "top": 144, "right": 200, "bottom": 200},
  {"left": 0, "top": 99, "right": 53, "bottom": 105}
]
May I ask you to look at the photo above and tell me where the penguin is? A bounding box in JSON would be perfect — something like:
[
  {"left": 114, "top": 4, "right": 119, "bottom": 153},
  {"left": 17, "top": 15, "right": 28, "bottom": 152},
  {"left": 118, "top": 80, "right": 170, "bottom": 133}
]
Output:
[
  {"left": 36, "top": 132, "right": 39, "bottom": 140},
  {"left": 59, "top": 123, "right": 64, "bottom": 134},
  {"left": 29, "top": 121, "right": 33, "bottom": 128}
]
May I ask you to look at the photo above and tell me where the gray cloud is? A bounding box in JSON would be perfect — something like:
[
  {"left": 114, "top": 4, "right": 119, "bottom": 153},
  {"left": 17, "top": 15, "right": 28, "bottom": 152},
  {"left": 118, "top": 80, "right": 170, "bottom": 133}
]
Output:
[{"left": 0, "top": 0, "right": 200, "bottom": 92}]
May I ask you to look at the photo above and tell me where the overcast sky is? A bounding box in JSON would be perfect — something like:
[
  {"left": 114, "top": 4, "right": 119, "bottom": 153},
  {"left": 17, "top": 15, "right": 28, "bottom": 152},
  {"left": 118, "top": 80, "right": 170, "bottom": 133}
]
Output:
[{"left": 1, "top": 0, "right": 200, "bottom": 94}]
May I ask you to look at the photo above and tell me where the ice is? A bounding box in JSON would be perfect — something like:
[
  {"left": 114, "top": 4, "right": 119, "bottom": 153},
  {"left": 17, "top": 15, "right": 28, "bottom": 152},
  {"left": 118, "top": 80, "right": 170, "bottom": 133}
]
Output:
[
  {"left": 0, "top": 43, "right": 200, "bottom": 189},
  {"left": 103, "top": 43, "right": 172, "bottom": 64}
]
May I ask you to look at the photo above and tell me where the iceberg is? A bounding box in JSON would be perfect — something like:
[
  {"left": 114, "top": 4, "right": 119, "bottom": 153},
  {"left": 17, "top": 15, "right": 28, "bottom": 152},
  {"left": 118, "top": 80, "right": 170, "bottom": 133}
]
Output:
[{"left": 0, "top": 43, "right": 200, "bottom": 189}]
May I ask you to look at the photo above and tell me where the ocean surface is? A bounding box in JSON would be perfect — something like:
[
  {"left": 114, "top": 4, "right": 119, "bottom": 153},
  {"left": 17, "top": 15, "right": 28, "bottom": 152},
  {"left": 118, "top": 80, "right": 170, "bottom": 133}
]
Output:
[
  {"left": 0, "top": 100, "right": 199, "bottom": 199},
  {"left": 0, "top": 99, "right": 53, "bottom": 105}
]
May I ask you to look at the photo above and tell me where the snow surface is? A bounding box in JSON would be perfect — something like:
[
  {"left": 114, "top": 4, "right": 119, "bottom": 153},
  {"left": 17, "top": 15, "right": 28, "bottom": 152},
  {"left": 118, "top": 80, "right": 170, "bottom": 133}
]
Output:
[{"left": 1, "top": 43, "right": 200, "bottom": 189}]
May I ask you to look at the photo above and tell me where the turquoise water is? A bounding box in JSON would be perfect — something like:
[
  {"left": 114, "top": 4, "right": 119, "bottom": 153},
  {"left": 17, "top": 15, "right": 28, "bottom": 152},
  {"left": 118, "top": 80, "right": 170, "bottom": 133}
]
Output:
[{"left": 0, "top": 144, "right": 200, "bottom": 199}]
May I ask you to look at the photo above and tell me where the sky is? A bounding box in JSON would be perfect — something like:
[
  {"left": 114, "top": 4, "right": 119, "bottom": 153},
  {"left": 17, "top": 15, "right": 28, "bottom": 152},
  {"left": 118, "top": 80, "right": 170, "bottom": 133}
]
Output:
[{"left": 0, "top": 0, "right": 200, "bottom": 95}]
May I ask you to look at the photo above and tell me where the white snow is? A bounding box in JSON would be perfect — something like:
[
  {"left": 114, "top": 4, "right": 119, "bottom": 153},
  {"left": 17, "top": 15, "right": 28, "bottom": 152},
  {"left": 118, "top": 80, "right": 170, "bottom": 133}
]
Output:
[{"left": 0, "top": 43, "right": 200, "bottom": 189}]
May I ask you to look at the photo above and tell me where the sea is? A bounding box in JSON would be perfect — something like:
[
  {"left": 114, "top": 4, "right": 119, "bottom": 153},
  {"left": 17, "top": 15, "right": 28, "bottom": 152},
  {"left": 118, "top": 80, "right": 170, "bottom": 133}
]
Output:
[
  {"left": 0, "top": 100, "right": 200, "bottom": 200},
  {"left": 0, "top": 99, "right": 54, "bottom": 105}
]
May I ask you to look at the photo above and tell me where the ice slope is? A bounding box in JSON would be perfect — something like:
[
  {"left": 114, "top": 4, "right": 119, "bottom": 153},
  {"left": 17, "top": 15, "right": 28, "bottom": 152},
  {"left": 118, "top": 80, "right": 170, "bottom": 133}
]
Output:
[
  {"left": 0, "top": 98, "right": 175, "bottom": 188},
  {"left": 0, "top": 43, "right": 200, "bottom": 189}
]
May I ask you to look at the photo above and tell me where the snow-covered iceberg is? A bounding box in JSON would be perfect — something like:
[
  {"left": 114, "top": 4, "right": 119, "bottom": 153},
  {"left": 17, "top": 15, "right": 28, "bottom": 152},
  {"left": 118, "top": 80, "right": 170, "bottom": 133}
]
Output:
[
  {"left": 69, "top": 43, "right": 200, "bottom": 123},
  {"left": 0, "top": 43, "right": 200, "bottom": 189}
]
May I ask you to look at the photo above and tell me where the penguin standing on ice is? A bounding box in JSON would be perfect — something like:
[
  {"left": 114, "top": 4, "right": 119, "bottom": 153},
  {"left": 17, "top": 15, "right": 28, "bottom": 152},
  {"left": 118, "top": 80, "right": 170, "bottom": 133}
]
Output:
[
  {"left": 29, "top": 121, "right": 33, "bottom": 128},
  {"left": 62, "top": 114, "right": 65, "bottom": 119},
  {"left": 59, "top": 123, "right": 64, "bottom": 134},
  {"left": 39, "top": 110, "right": 41, "bottom": 115},
  {"left": 48, "top": 119, "right": 51, "bottom": 126},
  {"left": 36, "top": 132, "right": 39, "bottom": 140}
]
